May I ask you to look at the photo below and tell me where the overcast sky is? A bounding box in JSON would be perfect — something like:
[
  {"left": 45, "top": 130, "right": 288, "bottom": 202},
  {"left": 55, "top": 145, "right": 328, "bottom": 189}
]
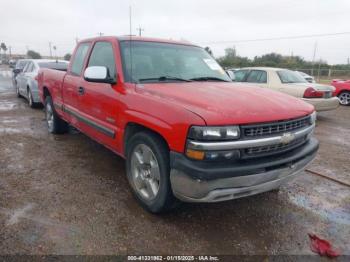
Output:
[{"left": 1, "top": 0, "right": 350, "bottom": 64}]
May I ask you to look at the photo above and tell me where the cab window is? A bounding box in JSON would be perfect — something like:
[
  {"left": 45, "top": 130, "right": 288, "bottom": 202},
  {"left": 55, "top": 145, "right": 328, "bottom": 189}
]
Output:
[
  {"left": 71, "top": 43, "right": 90, "bottom": 76},
  {"left": 88, "top": 41, "right": 116, "bottom": 80},
  {"left": 246, "top": 70, "right": 267, "bottom": 83}
]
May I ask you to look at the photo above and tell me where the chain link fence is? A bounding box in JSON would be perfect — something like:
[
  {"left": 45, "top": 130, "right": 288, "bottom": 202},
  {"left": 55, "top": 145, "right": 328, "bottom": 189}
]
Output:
[{"left": 296, "top": 69, "right": 350, "bottom": 83}]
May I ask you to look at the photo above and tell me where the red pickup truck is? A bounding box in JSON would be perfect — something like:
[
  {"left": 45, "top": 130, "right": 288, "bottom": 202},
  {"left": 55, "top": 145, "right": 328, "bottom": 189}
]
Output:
[{"left": 38, "top": 36, "right": 319, "bottom": 213}]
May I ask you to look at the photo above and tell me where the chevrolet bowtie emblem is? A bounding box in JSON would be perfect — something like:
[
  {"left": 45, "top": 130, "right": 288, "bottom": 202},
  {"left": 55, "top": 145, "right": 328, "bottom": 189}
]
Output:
[{"left": 281, "top": 132, "right": 295, "bottom": 144}]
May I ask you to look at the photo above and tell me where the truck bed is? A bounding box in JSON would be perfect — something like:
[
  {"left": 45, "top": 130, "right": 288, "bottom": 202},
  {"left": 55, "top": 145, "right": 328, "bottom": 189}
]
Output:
[{"left": 38, "top": 68, "right": 66, "bottom": 105}]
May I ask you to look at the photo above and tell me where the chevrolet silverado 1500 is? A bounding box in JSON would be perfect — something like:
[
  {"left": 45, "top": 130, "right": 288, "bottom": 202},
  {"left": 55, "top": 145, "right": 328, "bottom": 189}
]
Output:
[{"left": 38, "top": 36, "right": 319, "bottom": 213}]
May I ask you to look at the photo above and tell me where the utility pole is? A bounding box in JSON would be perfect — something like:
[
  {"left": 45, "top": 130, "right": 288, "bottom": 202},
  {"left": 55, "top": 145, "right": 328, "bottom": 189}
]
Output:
[
  {"left": 49, "top": 42, "right": 53, "bottom": 58},
  {"left": 136, "top": 26, "right": 144, "bottom": 36},
  {"left": 311, "top": 41, "right": 317, "bottom": 76},
  {"left": 98, "top": 32, "right": 103, "bottom": 36},
  {"left": 53, "top": 45, "right": 57, "bottom": 60}
]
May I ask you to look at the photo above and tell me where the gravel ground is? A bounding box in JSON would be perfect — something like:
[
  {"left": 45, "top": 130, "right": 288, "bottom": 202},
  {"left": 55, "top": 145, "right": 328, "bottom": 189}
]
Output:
[{"left": 0, "top": 66, "right": 349, "bottom": 255}]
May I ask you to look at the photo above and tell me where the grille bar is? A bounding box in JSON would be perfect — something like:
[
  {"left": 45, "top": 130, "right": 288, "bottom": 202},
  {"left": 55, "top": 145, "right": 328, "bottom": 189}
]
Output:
[
  {"left": 243, "top": 136, "right": 307, "bottom": 159},
  {"left": 242, "top": 116, "right": 311, "bottom": 138}
]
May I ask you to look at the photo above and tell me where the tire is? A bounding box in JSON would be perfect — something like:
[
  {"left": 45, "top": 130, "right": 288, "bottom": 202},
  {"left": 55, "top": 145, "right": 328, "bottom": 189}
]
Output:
[
  {"left": 44, "top": 96, "right": 68, "bottom": 134},
  {"left": 338, "top": 91, "right": 350, "bottom": 106},
  {"left": 126, "top": 131, "right": 177, "bottom": 213},
  {"left": 27, "top": 88, "right": 37, "bottom": 108},
  {"left": 16, "top": 84, "right": 21, "bottom": 98}
]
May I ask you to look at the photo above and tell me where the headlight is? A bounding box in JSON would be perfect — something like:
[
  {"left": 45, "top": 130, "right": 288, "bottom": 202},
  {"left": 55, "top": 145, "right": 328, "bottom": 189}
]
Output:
[
  {"left": 188, "top": 126, "right": 240, "bottom": 141},
  {"left": 310, "top": 111, "right": 317, "bottom": 124}
]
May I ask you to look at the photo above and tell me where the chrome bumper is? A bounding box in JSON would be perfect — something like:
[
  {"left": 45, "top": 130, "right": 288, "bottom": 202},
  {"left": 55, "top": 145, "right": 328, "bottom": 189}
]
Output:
[{"left": 170, "top": 147, "right": 317, "bottom": 203}]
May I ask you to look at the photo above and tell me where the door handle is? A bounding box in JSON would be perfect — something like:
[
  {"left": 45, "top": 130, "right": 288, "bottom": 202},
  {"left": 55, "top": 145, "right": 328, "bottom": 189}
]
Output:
[{"left": 78, "top": 86, "right": 85, "bottom": 95}]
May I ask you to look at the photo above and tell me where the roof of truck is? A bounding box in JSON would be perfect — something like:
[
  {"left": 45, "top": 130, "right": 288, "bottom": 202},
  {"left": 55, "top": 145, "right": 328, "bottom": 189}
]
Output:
[{"left": 79, "top": 35, "right": 198, "bottom": 47}]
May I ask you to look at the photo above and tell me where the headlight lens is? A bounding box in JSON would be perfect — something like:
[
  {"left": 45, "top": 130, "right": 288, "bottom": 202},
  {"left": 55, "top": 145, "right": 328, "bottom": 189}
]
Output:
[
  {"left": 188, "top": 126, "right": 240, "bottom": 141},
  {"left": 310, "top": 111, "right": 317, "bottom": 124}
]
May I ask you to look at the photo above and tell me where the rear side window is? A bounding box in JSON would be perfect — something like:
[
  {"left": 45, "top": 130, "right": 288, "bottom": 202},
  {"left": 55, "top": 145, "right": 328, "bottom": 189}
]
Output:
[
  {"left": 234, "top": 70, "right": 249, "bottom": 82},
  {"left": 71, "top": 43, "right": 90, "bottom": 76},
  {"left": 246, "top": 70, "right": 267, "bottom": 83},
  {"left": 88, "top": 42, "right": 116, "bottom": 80}
]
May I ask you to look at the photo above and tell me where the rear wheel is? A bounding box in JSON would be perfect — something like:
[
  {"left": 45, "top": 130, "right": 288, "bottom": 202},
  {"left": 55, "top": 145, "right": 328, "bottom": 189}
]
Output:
[
  {"left": 338, "top": 91, "right": 350, "bottom": 106},
  {"left": 126, "top": 131, "right": 177, "bottom": 213},
  {"left": 45, "top": 96, "right": 68, "bottom": 134}
]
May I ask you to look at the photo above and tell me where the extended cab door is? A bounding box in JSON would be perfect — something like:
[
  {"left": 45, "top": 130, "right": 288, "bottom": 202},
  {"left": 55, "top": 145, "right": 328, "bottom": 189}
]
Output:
[
  {"left": 76, "top": 41, "right": 120, "bottom": 152},
  {"left": 62, "top": 42, "right": 91, "bottom": 126}
]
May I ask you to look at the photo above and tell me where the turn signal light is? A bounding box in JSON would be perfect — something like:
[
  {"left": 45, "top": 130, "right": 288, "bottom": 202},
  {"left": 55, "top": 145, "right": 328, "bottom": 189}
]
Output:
[{"left": 186, "top": 149, "right": 205, "bottom": 160}]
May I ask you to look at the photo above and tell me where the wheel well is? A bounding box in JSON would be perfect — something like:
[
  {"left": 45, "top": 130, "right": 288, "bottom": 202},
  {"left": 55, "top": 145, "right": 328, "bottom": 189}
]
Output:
[
  {"left": 43, "top": 86, "right": 51, "bottom": 99},
  {"left": 124, "top": 123, "right": 169, "bottom": 154},
  {"left": 339, "top": 90, "right": 350, "bottom": 95}
]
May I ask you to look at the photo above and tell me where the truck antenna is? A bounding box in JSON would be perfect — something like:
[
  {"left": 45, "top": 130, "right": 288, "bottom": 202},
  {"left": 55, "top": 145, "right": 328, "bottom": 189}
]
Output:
[{"left": 129, "top": 5, "right": 133, "bottom": 83}]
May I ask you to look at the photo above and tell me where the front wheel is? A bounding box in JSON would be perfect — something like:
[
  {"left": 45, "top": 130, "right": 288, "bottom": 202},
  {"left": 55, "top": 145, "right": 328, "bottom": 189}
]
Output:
[
  {"left": 45, "top": 96, "right": 68, "bottom": 134},
  {"left": 16, "top": 84, "right": 21, "bottom": 98},
  {"left": 338, "top": 91, "right": 350, "bottom": 106},
  {"left": 126, "top": 131, "right": 177, "bottom": 213},
  {"left": 27, "top": 88, "right": 37, "bottom": 108}
]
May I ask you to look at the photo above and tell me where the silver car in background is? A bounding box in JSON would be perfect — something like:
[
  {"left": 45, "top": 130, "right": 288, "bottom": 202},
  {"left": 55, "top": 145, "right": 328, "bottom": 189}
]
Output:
[{"left": 16, "top": 59, "right": 68, "bottom": 107}]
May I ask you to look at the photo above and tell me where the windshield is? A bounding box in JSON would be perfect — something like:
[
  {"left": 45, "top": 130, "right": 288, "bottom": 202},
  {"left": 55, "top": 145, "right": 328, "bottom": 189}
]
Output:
[
  {"left": 277, "top": 70, "right": 308, "bottom": 84},
  {"left": 120, "top": 41, "right": 230, "bottom": 83}
]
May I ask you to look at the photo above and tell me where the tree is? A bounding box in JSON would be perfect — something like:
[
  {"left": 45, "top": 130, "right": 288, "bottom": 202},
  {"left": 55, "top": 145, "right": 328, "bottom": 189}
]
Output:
[
  {"left": 64, "top": 53, "right": 72, "bottom": 61},
  {"left": 27, "top": 50, "right": 42, "bottom": 59},
  {"left": 1, "top": 42, "right": 7, "bottom": 59}
]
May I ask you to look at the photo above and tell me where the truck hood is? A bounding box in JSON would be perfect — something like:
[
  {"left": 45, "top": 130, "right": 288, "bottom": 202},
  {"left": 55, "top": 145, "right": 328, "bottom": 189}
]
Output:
[{"left": 136, "top": 82, "right": 314, "bottom": 125}]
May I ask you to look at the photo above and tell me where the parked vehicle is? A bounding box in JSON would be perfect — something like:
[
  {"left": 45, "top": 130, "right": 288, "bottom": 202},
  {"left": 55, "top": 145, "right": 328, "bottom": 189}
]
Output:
[
  {"left": 9, "top": 59, "right": 17, "bottom": 68},
  {"left": 331, "top": 79, "right": 350, "bottom": 105},
  {"left": 295, "top": 71, "right": 316, "bottom": 83},
  {"left": 38, "top": 36, "right": 319, "bottom": 213},
  {"left": 225, "top": 68, "right": 239, "bottom": 80},
  {"left": 16, "top": 59, "right": 68, "bottom": 108},
  {"left": 233, "top": 67, "right": 339, "bottom": 112},
  {"left": 12, "top": 59, "right": 29, "bottom": 87}
]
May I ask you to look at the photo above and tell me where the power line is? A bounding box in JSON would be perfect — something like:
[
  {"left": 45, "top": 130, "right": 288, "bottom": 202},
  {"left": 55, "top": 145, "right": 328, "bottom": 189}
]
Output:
[{"left": 203, "top": 31, "right": 350, "bottom": 45}]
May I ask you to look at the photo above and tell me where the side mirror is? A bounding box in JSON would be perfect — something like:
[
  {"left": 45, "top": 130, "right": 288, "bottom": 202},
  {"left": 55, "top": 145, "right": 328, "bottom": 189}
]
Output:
[
  {"left": 84, "top": 66, "right": 116, "bottom": 84},
  {"left": 13, "top": 68, "right": 22, "bottom": 74}
]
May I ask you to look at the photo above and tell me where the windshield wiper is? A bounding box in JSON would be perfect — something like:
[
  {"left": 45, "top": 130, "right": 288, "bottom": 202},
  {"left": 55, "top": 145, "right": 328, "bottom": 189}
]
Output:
[
  {"left": 138, "top": 76, "right": 192, "bottom": 82},
  {"left": 189, "top": 76, "right": 230, "bottom": 82}
]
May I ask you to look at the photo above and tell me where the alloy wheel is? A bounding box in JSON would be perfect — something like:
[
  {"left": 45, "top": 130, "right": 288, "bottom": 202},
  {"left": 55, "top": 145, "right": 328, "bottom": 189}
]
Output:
[
  {"left": 130, "top": 144, "right": 161, "bottom": 201},
  {"left": 338, "top": 92, "right": 350, "bottom": 105},
  {"left": 46, "top": 102, "right": 54, "bottom": 132}
]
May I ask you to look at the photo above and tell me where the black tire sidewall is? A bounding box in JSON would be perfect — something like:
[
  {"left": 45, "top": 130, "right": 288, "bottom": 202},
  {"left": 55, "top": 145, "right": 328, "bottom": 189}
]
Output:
[{"left": 126, "top": 132, "right": 174, "bottom": 213}]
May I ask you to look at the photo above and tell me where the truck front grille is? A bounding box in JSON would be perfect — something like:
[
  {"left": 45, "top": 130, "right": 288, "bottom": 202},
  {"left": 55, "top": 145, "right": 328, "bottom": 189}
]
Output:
[
  {"left": 243, "top": 136, "right": 307, "bottom": 158},
  {"left": 242, "top": 116, "right": 310, "bottom": 138}
]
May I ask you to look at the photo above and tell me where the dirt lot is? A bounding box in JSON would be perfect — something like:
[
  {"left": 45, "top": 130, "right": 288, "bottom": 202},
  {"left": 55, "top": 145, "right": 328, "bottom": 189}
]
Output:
[{"left": 0, "top": 66, "right": 349, "bottom": 256}]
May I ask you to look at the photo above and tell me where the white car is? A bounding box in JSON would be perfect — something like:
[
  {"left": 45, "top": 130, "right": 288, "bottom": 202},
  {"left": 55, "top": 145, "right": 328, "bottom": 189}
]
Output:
[
  {"left": 296, "top": 71, "right": 316, "bottom": 83},
  {"left": 15, "top": 59, "right": 68, "bottom": 107},
  {"left": 232, "top": 67, "right": 339, "bottom": 112}
]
